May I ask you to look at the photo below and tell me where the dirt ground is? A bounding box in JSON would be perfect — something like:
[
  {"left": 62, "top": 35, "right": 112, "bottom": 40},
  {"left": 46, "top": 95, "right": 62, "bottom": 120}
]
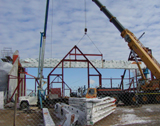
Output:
[
  {"left": 0, "top": 107, "right": 43, "bottom": 126},
  {"left": 1, "top": 104, "right": 160, "bottom": 126}
]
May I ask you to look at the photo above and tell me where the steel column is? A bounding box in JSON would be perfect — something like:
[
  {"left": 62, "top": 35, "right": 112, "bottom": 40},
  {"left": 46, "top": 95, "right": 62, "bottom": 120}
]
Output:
[
  {"left": 62, "top": 61, "right": 64, "bottom": 97},
  {"left": 88, "top": 62, "right": 90, "bottom": 88}
]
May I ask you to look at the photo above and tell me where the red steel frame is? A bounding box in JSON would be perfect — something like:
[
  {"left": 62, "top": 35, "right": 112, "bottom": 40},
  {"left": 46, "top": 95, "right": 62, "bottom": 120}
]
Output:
[
  {"left": 7, "top": 73, "right": 26, "bottom": 103},
  {"left": 7, "top": 51, "right": 28, "bottom": 103},
  {"left": 49, "top": 75, "right": 72, "bottom": 95},
  {"left": 7, "top": 72, "right": 40, "bottom": 103},
  {"left": 102, "top": 76, "right": 136, "bottom": 92},
  {"left": 47, "top": 45, "right": 102, "bottom": 96}
]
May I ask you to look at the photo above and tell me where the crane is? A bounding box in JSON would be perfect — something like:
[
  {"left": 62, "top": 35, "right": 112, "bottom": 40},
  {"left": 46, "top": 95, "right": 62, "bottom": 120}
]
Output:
[
  {"left": 38, "top": 0, "right": 49, "bottom": 89},
  {"left": 92, "top": 0, "right": 160, "bottom": 91},
  {"left": 37, "top": 0, "right": 49, "bottom": 108},
  {"left": 83, "top": 0, "right": 160, "bottom": 105}
]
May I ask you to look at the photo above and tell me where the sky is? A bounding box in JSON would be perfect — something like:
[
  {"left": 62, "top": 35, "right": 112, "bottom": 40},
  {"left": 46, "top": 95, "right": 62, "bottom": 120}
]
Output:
[
  {"left": 1, "top": 0, "right": 160, "bottom": 94},
  {"left": 1, "top": 0, "right": 160, "bottom": 61}
]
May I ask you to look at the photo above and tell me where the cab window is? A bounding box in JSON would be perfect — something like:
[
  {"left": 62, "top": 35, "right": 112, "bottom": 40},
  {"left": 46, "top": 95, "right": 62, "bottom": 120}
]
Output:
[
  {"left": 29, "top": 92, "right": 36, "bottom": 97},
  {"left": 88, "top": 89, "right": 95, "bottom": 95}
]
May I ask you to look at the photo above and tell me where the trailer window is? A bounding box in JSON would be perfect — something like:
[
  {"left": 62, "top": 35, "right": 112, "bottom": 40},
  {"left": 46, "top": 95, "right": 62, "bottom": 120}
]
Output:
[{"left": 88, "top": 89, "right": 95, "bottom": 95}]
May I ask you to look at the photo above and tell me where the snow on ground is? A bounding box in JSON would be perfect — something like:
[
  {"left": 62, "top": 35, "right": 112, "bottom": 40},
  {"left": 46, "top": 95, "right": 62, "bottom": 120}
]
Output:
[
  {"left": 112, "top": 107, "right": 152, "bottom": 126},
  {"left": 118, "top": 113, "right": 151, "bottom": 125},
  {"left": 95, "top": 104, "right": 160, "bottom": 126},
  {"left": 146, "top": 108, "right": 153, "bottom": 112},
  {"left": 122, "top": 108, "right": 134, "bottom": 113}
]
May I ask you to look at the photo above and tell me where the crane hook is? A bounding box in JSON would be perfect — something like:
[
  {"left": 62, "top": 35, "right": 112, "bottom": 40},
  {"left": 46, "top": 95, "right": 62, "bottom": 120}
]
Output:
[{"left": 84, "top": 28, "right": 87, "bottom": 34}]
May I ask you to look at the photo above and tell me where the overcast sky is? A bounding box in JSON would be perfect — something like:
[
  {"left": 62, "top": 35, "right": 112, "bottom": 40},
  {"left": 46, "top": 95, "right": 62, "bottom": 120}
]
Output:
[{"left": 1, "top": 0, "right": 160, "bottom": 62}]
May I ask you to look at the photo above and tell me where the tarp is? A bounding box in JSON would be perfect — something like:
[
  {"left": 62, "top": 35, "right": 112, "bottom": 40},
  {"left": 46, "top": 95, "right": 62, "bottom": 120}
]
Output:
[{"left": 0, "top": 62, "right": 12, "bottom": 92}]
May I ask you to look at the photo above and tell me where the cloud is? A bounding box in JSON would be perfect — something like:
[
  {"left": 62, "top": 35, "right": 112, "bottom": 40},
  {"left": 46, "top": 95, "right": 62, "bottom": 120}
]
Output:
[
  {"left": 90, "top": 79, "right": 95, "bottom": 85},
  {"left": 1, "top": 0, "right": 160, "bottom": 63}
]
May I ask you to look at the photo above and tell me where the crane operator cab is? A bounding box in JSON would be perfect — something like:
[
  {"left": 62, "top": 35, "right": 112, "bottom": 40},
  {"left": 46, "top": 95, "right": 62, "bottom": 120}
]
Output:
[
  {"left": 138, "top": 68, "right": 150, "bottom": 90},
  {"left": 86, "top": 88, "right": 97, "bottom": 98}
]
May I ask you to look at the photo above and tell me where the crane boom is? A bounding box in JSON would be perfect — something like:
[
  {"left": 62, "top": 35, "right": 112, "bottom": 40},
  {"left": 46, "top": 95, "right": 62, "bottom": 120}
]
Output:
[
  {"left": 43, "top": 0, "right": 49, "bottom": 38},
  {"left": 92, "top": 0, "right": 160, "bottom": 79},
  {"left": 38, "top": 0, "right": 49, "bottom": 88}
]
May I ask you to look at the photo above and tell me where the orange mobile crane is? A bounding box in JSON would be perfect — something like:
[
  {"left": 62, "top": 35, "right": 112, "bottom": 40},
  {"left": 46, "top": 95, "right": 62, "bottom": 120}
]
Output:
[{"left": 86, "top": 0, "right": 160, "bottom": 105}]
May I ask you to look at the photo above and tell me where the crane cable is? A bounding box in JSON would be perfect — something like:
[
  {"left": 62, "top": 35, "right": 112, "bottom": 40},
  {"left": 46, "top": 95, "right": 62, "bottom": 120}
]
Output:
[
  {"left": 76, "top": 34, "right": 85, "bottom": 45},
  {"left": 77, "top": 0, "right": 102, "bottom": 55},
  {"left": 86, "top": 34, "right": 102, "bottom": 54}
]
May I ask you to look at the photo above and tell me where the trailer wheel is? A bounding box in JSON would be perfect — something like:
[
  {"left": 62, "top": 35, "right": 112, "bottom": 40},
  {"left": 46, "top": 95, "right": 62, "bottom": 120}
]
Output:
[
  {"left": 119, "top": 93, "right": 130, "bottom": 105},
  {"left": 141, "top": 95, "right": 148, "bottom": 104},
  {"left": 131, "top": 95, "right": 137, "bottom": 103},
  {"left": 20, "top": 101, "right": 29, "bottom": 110},
  {"left": 155, "top": 95, "right": 160, "bottom": 103},
  {"left": 129, "top": 93, "right": 139, "bottom": 105}
]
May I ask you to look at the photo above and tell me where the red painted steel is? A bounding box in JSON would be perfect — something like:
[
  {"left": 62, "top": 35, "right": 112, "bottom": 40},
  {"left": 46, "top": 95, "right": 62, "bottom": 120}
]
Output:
[
  {"left": 47, "top": 45, "right": 102, "bottom": 95},
  {"left": 48, "top": 75, "right": 71, "bottom": 95},
  {"left": 7, "top": 72, "right": 39, "bottom": 103},
  {"left": 98, "top": 88, "right": 122, "bottom": 92},
  {"left": 8, "top": 78, "right": 22, "bottom": 103},
  {"left": 50, "top": 88, "right": 61, "bottom": 97},
  {"left": 69, "top": 53, "right": 103, "bottom": 57}
]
